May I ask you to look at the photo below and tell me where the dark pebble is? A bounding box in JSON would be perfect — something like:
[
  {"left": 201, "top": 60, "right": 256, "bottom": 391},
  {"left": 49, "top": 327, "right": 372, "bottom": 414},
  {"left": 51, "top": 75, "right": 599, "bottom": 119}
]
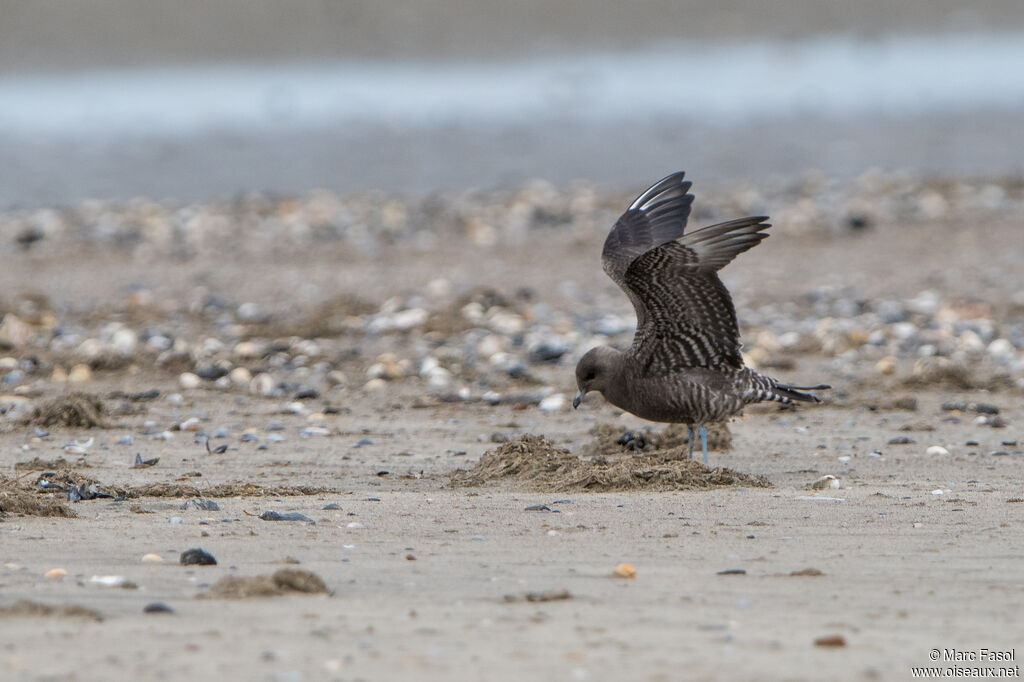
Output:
[
  {"left": 717, "top": 569, "right": 746, "bottom": 575},
  {"left": 846, "top": 214, "right": 871, "bottom": 231},
  {"left": 941, "top": 401, "right": 967, "bottom": 412},
  {"left": 524, "top": 504, "right": 554, "bottom": 512},
  {"left": 966, "top": 440, "right": 980, "bottom": 446},
  {"left": 1002, "top": 441, "right": 1019, "bottom": 447},
  {"left": 180, "top": 548, "right": 217, "bottom": 566},
  {"left": 353, "top": 438, "right": 374, "bottom": 447},
  {"left": 376, "top": 470, "right": 390, "bottom": 476},
  {"left": 528, "top": 342, "right": 568, "bottom": 364},
  {"left": 887, "top": 436, "right": 915, "bottom": 445},
  {"left": 259, "top": 511, "right": 314, "bottom": 523},
  {"left": 972, "top": 403, "right": 1000, "bottom": 415},
  {"left": 322, "top": 503, "right": 342, "bottom": 510},
  {"left": 364, "top": 497, "right": 381, "bottom": 502},
  {"left": 989, "top": 451, "right": 1010, "bottom": 457},
  {"left": 294, "top": 388, "right": 319, "bottom": 400},
  {"left": 142, "top": 602, "right": 175, "bottom": 615},
  {"left": 240, "top": 434, "right": 259, "bottom": 443}
]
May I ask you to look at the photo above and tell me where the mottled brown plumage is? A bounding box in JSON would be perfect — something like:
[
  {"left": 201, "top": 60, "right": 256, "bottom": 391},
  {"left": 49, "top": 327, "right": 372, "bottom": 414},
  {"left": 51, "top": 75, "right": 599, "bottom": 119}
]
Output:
[{"left": 574, "top": 172, "right": 829, "bottom": 462}]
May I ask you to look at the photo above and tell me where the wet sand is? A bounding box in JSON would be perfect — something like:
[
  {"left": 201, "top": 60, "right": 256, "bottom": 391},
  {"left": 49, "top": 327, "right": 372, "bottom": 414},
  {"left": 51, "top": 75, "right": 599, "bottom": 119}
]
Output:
[{"left": 1, "top": 176, "right": 1022, "bottom": 680}]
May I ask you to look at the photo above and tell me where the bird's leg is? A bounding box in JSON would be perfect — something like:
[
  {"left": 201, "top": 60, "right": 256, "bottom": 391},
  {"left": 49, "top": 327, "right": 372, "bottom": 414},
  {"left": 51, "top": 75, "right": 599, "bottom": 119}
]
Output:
[
  {"left": 699, "top": 424, "right": 708, "bottom": 465},
  {"left": 687, "top": 425, "right": 695, "bottom": 460}
]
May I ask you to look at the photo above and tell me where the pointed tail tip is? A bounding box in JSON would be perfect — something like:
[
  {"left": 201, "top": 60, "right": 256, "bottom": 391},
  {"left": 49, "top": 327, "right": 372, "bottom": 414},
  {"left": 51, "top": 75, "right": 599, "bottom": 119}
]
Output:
[{"left": 775, "top": 382, "right": 831, "bottom": 403}]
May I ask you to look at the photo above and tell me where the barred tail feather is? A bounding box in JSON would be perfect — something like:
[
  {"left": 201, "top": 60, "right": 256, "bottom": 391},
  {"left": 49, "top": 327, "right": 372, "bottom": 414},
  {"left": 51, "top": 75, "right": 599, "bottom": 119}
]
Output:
[{"left": 744, "top": 370, "right": 830, "bottom": 405}]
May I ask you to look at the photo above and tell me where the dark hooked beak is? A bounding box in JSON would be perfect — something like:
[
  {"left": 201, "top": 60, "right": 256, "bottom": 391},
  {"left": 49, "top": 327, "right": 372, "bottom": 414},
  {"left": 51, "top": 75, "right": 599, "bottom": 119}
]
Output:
[{"left": 573, "top": 391, "right": 583, "bottom": 409}]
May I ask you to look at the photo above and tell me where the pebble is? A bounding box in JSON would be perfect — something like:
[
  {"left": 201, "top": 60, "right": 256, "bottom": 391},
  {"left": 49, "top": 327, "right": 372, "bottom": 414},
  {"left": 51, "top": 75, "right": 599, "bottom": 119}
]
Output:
[
  {"left": 925, "top": 445, "right": 950, "bottom": 456},
  {"left": 68, "top": 364, "right": 92, "bottom": 382},
  {"left": 233, "top": 341, "right": 262, "bottom": 358},
  {"left": 228, "top": 367, "right": 252, "bottom": 385},
  {"left": 180, "top": 548, "right": 217, "bottom": 565},
  {"left": 44, "top": 568, "right": 67, "bottom": 579},
  {"left": 612, "top": 563, "right": 637, "bottom": 579},
  {"left": 142, "top": 602, "right": 175, "bottom": 614},
  {"left": 538, "top": 393, "right": 566, "bottom": 412},
  {"left": 141, "top": 553, "right": 164, "bottom": 563},
  {"left": 250, "top": 373, "right": 276, "bottom": 396},
  {"left": 178, "top": 372, "right": 201, "bottom": 389}
]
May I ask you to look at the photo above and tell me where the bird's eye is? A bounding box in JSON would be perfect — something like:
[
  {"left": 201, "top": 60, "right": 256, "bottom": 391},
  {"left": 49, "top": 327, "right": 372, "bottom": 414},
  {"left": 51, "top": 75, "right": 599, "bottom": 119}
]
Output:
[{"left": 584, "top": 370, "right": 596, "bottom": 381}]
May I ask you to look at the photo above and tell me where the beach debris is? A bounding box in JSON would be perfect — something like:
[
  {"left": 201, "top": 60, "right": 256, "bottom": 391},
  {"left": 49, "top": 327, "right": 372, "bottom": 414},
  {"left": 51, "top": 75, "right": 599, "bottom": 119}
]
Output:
[
  {"left": 132, "top": 453, "right": 159, "bottom": 468},
  {"left": 259, "top": 511, "right": 314, "bottom": 523}
]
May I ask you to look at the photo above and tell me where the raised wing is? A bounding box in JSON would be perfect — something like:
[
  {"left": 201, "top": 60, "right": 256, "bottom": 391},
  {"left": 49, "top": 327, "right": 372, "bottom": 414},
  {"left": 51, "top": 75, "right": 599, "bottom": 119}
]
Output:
[
  {"left": 623, "top": 216, "right": 770, "bottom": 374},
  {"left": 601, "top": 172, "right": 694, "bottom": 289}
]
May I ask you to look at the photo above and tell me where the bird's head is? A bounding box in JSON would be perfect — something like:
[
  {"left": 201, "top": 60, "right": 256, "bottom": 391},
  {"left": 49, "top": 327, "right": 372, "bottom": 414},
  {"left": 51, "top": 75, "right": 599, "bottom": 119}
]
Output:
[{"left": 573, "top": 346, "right": 622, "bottom": 409}]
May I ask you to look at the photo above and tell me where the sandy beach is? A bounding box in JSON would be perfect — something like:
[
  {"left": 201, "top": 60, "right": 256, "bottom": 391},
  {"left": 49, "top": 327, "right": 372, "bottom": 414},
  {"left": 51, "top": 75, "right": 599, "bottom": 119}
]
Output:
[{"left": 1, "top": 174, "right": 1022, "bottom": 680}]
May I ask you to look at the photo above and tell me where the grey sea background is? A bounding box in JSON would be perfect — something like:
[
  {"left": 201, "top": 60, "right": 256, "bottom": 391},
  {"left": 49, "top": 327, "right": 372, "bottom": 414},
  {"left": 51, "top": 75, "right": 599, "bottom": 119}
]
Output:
[{"left": 2, "top": 0, "right": 1023, "bottom": 207}]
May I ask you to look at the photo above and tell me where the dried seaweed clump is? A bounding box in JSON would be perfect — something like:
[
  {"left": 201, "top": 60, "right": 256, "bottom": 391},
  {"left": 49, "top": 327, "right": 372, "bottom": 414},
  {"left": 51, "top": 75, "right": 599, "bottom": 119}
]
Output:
[
  {"left": 201, "top": 569, "right": 330, "bottom": 599},
  {"left": 450, "top": 434, "right": 768, "bottom": 492},
  {"left": 34, "top": 392, "right": 108, "bottom": 428},
  {"left": 0, "top": 477, "right": 75, "bottom": 518}
]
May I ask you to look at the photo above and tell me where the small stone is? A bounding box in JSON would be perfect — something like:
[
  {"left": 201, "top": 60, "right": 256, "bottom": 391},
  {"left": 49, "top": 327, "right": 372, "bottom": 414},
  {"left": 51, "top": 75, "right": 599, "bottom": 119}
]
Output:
[
  {"left": 250, "top": 373, "right": 276, "bottom": 396},
  {"left": 0, "top": 314, "right": 31, "bottom": 349},
  {"left": 68, "top": 364, "right": 92, "bottom": 383},
  {"left": 612, "top": 563, "right": 636, "bottom": 579},
  {"left": 141, "top": 553, "right": 163, "bottom": 563},
  {"left": 142, "top": 602, "right": 175, "bottom": 614},
  {"left": 874, "top": 356, "right": 897, "bottom": 375},
  {"left": 538, "top": 394, "right": 566, "bottom": 412},
  {"left": 717, "top": 569, "right": 747, "bottom": 575},
  {"left": 987, "top": 338, "right": 1014, "bottom": 359},
  {"left": 228, "top": 367, "right": 252, "bottom": 385},
  {"left": 179, "top": 372, "right": 202, "bottom": 390},
  {"left": 364, "top": 378, "right": 387, "bottom": 391},
  {"left": 925, "top": 445, "right": 950, "bottom": 456},
  {"left": 888, "top": 436, "right": 915, "bottom": 445},
  {"left": 44, "top": 568, "right": 67, "bottom": 579},
  {"left": 814, "top": 635, "right": 847, "bottom": 648},
  {"left": 233, "top": 341, "right": 263, "bottom": 358},
  {"left": 180, "top": 548, "right": 217, "bottom": 566}
]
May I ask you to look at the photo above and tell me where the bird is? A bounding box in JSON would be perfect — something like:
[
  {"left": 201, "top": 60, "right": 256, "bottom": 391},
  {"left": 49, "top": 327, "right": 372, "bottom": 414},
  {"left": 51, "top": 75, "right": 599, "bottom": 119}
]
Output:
[{"left": 573, "top": 171, "right": 830, "bottom": 464}]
